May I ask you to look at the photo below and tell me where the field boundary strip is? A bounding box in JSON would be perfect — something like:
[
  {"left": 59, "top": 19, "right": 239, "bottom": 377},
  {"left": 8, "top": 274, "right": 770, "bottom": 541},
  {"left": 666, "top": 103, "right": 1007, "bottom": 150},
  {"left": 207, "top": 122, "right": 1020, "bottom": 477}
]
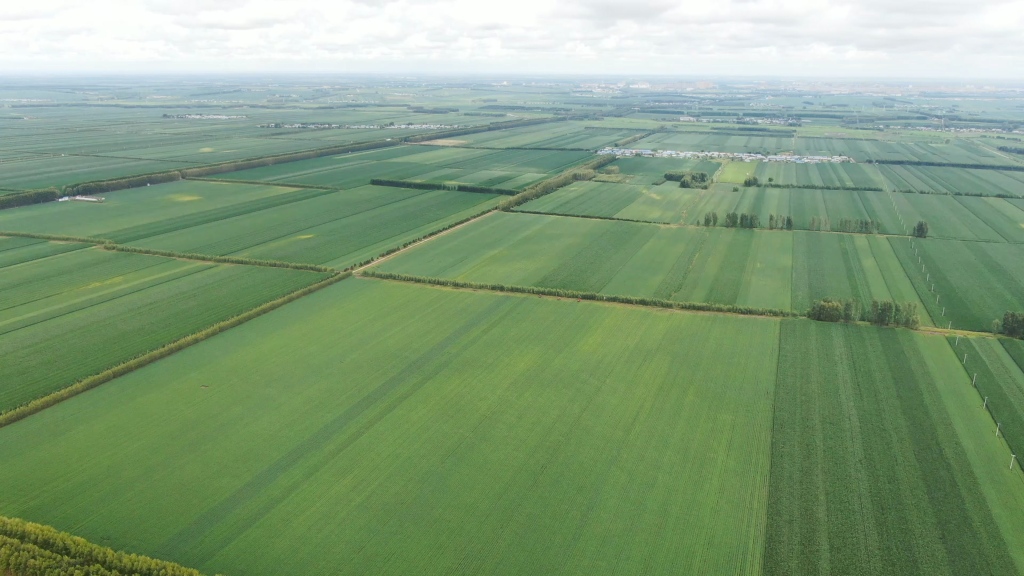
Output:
[
  {"left": 0, "top": 271, "right": 351, "bottom": 429},
  {"left": 359, "top": 269, "right": 799, "bottom": 319}
]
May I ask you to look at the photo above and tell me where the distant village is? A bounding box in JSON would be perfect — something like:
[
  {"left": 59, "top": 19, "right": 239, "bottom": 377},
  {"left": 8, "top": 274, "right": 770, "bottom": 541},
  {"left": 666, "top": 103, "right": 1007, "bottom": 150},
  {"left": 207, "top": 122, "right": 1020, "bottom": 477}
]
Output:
[
  {"left": 598, "top": 148, "right": 854, "bottom": 163},
  {"left": 161, "top": 114, "right": 247, "bottom": 120},
  {"left": 258, "top": 122, "right": 460, "bottom": 130}
]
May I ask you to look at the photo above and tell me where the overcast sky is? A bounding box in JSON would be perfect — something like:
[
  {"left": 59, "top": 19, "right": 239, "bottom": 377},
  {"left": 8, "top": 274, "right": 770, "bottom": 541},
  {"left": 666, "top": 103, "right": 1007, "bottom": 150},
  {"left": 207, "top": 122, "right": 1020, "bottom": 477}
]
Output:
[{"left": 1, "top": 0, "right": 1022, "bottom": 79}]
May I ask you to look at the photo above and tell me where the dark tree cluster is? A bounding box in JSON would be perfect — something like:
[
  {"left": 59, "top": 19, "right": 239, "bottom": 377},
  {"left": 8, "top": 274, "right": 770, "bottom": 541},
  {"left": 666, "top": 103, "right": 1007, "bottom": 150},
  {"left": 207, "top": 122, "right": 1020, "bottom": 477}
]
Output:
[
  {"left": 664, "top": 171, "right": 710, "bottom": 189},
  {"left": 808, "top": 298, "right": 920, "bottom": 329},
  {"left": 913, "top": 220, "right": 929, "bottom": 238},
  {"left": 994, "top": 311, "right": 1024, "bottom": 338},
  {"left": 722, "top": 212, "right": 761, "bottom": 228},
  {"left": 767, "top": 214, "right": 794, "bottom": 230},
  {"left": 743, "top": 175, "right": 760, "bottom": 187},
  {"left": 835, "top": 218, "right": 879, "bottom": 234}
]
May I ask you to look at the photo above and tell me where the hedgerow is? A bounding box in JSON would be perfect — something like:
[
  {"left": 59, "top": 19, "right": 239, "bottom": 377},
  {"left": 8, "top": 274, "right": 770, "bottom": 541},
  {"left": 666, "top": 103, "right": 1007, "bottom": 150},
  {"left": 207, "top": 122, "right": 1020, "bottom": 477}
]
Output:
[
  {"left": 369, "top": 178, "right": 517, "bottom": 195},
  {"left": 498, "top": 155, "right": 617, "bottom": 211},
  {"left": 361, "top": 270, "right": 797, "bottom": 318},
  {"left": 101, "top": 244, "right": 334, "bottom": 272},
  {"left": 0, "top": 189, "right": 60, "bottom": 210}
]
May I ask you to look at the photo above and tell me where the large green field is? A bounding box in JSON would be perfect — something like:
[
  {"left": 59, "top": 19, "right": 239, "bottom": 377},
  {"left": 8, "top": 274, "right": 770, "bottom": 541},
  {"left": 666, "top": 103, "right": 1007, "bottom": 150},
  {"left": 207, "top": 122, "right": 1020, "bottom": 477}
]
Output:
[
  {"left": 949, "top": 337, "right": 1024, "bottom": 461},
  {"left": 753, "top": 161, "right": 884, "bottom": 189},
  {"left": 891, "top": 236, "right": 1024, "bottom": 331},
  {"left": 766, "top": 320, "right": 1024, "bottom": 575},
  {"left": 880, "top": 164, "right": 1024, "bottom": 197},
  {"left": 214, "top": 144, "right": 591, "bottom": 190},
  {"left": 518, "top": 180, "right": 699, "bottom": 223},
  {"left": 374, "top": 212, "right": 929, "bottom": 318},
  {"left": 0, "top": 278, "right": 780, "bottom": 576},
  {"left": 0, "top": 245, "right": 326, "bottom": 411},
  {"left": 0, "top": 180, "right": 501, "bottom": 268},
  {"left": 429, "top": 122, "right": 645, "bottom": 150}
]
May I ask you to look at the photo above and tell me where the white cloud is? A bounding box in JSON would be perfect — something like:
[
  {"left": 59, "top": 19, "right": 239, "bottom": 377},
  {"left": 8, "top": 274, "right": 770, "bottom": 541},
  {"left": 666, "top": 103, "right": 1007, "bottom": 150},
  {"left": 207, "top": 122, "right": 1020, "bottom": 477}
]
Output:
[{"left": 0, "top": 0, "right": 1020, "bottom": 78}]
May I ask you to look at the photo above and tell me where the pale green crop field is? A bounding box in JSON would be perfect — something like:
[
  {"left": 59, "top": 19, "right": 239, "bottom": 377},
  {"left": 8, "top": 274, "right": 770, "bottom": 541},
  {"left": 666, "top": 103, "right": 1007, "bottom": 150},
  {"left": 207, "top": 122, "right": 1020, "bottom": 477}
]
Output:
[
  {"left": 374, "top": 212, "right": 926, "bottom": 316},
  {"left": 0, "top": 246, "right": 326, "bottom": 411},
  {"left": 0, "top": 278, "right": 780, "bottom": 576},
  {"left": 891, "top": 236, "right": 1024, "bottom": 331}
]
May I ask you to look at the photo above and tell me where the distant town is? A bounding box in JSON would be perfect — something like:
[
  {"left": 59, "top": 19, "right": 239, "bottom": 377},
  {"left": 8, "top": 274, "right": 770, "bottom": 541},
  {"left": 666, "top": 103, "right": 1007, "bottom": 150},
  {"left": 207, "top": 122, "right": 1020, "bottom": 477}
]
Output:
[{"left": 599, "top": 148, "right": 855, "bottom": 163}]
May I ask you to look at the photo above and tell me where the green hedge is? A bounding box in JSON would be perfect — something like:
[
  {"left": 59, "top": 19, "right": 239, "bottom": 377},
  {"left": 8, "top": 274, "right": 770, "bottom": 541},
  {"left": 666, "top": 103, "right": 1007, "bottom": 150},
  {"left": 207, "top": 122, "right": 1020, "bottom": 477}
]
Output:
[
  {"left": 69, "top": 170, "right": 182, "bottom": 195},
  {"left": 0, "top": 189, "right": 60, "bottom": 211},
  {"left": 0, "top": 516, "right": 209, "bottom": 576},
  {"left": 362, "top": 270, "right": 797, "bottom": 318},
  {"left": 102, "top": 244, "right": 335, "bottom": 272},
  {"left": 369, "top": 178, "right": 517, "bottom": 195},
  {"left": 498, "top": 155, "right": 617, "bottom": 211},
  {"left": 0, "top": 230, "right": 108, "bottom": 244}
]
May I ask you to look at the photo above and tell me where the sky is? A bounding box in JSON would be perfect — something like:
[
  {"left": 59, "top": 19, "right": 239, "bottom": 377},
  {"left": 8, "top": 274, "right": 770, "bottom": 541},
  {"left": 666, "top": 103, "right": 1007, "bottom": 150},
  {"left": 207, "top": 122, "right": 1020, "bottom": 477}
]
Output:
[{"left": 1, "top": 0, "right": 1022, "bottom": 79}]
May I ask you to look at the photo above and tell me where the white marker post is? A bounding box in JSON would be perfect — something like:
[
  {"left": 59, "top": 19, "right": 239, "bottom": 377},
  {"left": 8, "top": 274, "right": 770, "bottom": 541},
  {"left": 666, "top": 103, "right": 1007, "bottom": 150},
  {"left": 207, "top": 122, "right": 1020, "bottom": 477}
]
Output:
[
  {"left": 996, "top": 423, "right": 1002, "bottom": 437},
  {"left": 955, "top": 335, "right": 960, "bottom": 346},
  {"left": 963, "top": 353, "right": 968, "bottom": 365},
  {"left": 984, "top": 396, "right": 989, "bottom": 409},
  {"left": 948, "top": 321, "right": 952, "bottom": 329},
  {"left": 973, "top": 373, "right": 977, "bottom": 387},
  {"left": 1012, "top": 454, "right": 1018, "bottom": 471}
]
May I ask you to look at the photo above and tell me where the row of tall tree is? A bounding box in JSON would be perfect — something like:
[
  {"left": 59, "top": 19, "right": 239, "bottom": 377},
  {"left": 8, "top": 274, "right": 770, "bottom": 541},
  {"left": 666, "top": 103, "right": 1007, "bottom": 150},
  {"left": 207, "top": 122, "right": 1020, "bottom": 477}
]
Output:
[
  {"left": 0, "top": 516, "right": 210, "bottom": 576},
  {"left": 808, "top": 298, "right": 920, "bottom": 328},
  {"left": 994, "top": 311, "right": 1024, "bottom": 339}
]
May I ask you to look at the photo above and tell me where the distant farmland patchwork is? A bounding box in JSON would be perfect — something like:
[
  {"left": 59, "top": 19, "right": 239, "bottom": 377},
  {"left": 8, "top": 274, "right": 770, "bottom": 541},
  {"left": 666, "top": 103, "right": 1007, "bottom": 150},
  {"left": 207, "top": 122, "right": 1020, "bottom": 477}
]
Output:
[{"left": 1, "top": 92, "right": 1024, "bottom": 576}]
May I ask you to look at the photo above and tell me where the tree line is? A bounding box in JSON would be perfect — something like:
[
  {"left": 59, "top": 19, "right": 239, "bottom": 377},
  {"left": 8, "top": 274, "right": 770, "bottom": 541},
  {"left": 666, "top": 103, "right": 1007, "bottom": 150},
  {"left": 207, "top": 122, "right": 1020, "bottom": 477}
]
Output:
[
  {"left": 0, "top": 189, "right": 60, "bottom": 210},
  {"left": 0, "top": 516, "right": 211, "bottom": 576},
  {"left": 699, "top": 211, "right": 794, "bottom": 230},
  {"left": 497, "top": 155, "right": 616, "bottom": 211},
  {"left": 361, "top": 270, "right": 797, "bottom": 318},
  {"left": 998, "top": 146, "right": 1024, "bottom": 155},
  {"left": 103, "top": 244, "right": 335, "bottom": 273},
  {"left": 368, "top": 178, "right": 517, "bottom": 196},
  {"left": 994, "top": 311, "right": 1024, "bottom": 339},
  {"left": 808, "top": 298, "right": 920, "bottom": 328},
  {"left": 872, "top": 159, "right": 1024, "bottom": 173}
]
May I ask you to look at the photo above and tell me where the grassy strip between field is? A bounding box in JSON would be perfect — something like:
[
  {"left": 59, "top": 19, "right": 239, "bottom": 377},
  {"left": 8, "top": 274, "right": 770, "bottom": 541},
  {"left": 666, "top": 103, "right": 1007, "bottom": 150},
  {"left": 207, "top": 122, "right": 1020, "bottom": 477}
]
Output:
[
  {"left": 185, "top": 176, "right": 338, "bottom": 190},
  {"left": 368, "top": 178, "right": 518, "bottom": 196},
  {"left": 0, "top": 515, "right": 208, "bottom": 576},
  {"left": 346, "top": 207, "right": 497, "bottom": 271},
  {"left": 0, "top": 230, "right": 111, "bottom": 244},
  {"left": 102, "top": 244, "right": 335, "bottom": 273},
  {"left": 513, "top": 208, "right": 663, "bottom": 226},
  {"left": 0, "top": 271, "right": 351, "bottom": 429},
  {"left": 361, "top": 269, "right": 798, "bottom": 318}
]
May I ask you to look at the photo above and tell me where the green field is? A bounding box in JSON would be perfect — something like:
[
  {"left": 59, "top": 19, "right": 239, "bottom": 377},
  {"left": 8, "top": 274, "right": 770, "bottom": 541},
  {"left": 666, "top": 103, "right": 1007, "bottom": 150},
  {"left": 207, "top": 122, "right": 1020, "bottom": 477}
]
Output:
[
  {"left": 0, "top": 278, "right": 779, "bottom": 576},
  {"left": 891, "top": 236, "right": 1024, "bottom": 331},
  {"left": 215, "top": 145, "right": 591, "bottom": 190},
  {"left": 374, "top": 212, "right": 928, "bottom": 317},
  {"left": 753, "top": 161, "right": 884, "bottom": 189},
  {"left": 608, "top": 156, "right": 721, "bottom": 183},
  {"left": 0, "top": 246, "right": 326, "bottom": 411},
  {"left": 950, "top": 337, "right": 1024, "bottom": 460},
  {"left": 880, "top": 164, "right": 1024, "bottom": 197},
  {"left": 0, "top": 180, "right": 501, "bottom": 268},
  {"left": 518, "top": 180, "right": 699, "bottom": 223},
  {"left": 431, "top": 123, "right": 645, "bottom": 149},
  {"left": 892, "top": 193, "right": 1007, "bottom": 241},
  {"left": 0, "top": 236, "right": 87, "bottom": 268},
  {"left": 766, "top": 320, "right": 1024, "bottom": 575}
]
